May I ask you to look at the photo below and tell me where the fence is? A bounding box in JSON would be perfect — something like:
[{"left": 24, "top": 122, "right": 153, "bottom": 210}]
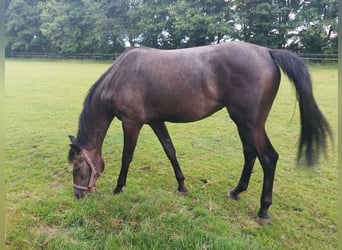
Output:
[
  {"left": 5, "top": 51, "right": 120, "bottom": 61},
  {"left": 297, "top": 53, "right": 338, "bottom": 63},
  {"left": 5, "top": 51, "right": 338, "bottom": 63}
]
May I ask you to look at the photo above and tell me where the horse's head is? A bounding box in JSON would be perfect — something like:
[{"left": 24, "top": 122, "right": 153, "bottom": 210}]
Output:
[{"left": 68, "top": 135, "right": 104, "bottom": 198}]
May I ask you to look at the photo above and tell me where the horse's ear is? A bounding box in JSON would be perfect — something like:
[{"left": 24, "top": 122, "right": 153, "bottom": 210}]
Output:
[
  {"left": 69, "top": 143, "right": 82, "bottom": 154},
  {"left": 69, "top": 135, "right": 77, "bottom": 143},
  {"left": 68, "top": 135, "right": 82, "bottom": 154}
]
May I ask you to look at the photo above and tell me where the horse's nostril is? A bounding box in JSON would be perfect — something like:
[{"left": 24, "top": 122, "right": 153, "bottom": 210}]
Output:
[{"left": 75, "top": 193, "right": 80, "bottom": 199}]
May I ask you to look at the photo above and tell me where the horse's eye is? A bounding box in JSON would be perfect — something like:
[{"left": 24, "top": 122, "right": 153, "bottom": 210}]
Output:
[{"left": 73, "top": 167, "right": 80, "bottom": 174}]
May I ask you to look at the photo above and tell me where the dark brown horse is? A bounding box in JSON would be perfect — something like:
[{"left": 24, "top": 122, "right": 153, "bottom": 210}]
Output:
[{"left": 68, "top": 41, "right": 331, "bottom": 223}]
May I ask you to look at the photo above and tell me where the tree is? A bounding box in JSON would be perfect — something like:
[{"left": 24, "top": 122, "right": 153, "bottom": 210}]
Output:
[
  {"left": 168, "top": 0, "right": 233, "bottom": 48},
  {"left": 233, "top": 0, "right": 300, "bottom": 49},
  {"left": 5, "top": 0, "right": 338, "bottom": 54},
  {"left": 293, "top": 0, "right": 338, "bottom": 53},
  {"left": 81, "top": 0, "right": 127, "bottom": 53},
  {"left": 128, "top": 0, "right": 171, "bottom": 48},
  {"left": 15, "top": 0, "right": 136, "bottom": 53},
  {"left": 39, "top": 0, "right": 93, "bottom": 53},
  {"left": 5, "top": 0, "right": 49, "bottom": 52}
]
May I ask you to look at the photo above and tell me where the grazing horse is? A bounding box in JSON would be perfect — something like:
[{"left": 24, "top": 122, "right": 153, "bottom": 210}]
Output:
[{"left": 68, "top": 41, "right": 331, "bottom": 223}]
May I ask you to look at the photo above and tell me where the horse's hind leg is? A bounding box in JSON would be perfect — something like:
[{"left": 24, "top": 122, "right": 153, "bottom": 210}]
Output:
[
  {"left": 256, "top": 132, "right": 278, "bottom": 223},
  {"left": 231, "top": 125, "right": 278, "bottom": 223},
  {"left": 150, "top": 122, "right": 187, "bottom": 194},
  {"left": 228, "top": 126, "right": 257, "bottom": 200}
]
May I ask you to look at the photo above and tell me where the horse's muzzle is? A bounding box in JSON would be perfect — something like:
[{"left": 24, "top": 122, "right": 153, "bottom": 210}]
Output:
[{"left": 74, "top": 189, "right": 86, "bottom": 199}]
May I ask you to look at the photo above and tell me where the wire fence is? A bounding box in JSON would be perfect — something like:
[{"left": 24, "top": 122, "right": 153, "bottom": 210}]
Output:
[
  {"left": 5, "top": 51, "right": 338, "bottom": 63},
  {"left": 5, "top": 51, "right": 120, "bottom": 61},
  {"left": 297, "top": 53, "right": 338, "bottom": 63}
]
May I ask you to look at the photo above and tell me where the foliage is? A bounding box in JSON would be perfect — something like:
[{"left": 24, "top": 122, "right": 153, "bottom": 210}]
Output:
[
  {"left": 294, "top": 0, "right": 338, "bottom": 53},
  {"left": 5, "top": 0, "right": 48, "bottom": 52},
  {"left": 127, "top": 0, "right": 170, "bottom": 48},
  {"left": 4, "top": 60, "right": 338, "bottom": 249},
  {"left": 5, "top": 0, "right": 338, "bottom": 53},
  {"left": 39, "top": 0, "right": 89, "bottom": 53},
  {"left": 168, "top": 0, "right": 233, "bottom": 48},
  {"left": 83, "top": 0, "right": 130, "bottom": 52},
  {"left": 233, "top": 0, "right": 299, "bottom": 48}
]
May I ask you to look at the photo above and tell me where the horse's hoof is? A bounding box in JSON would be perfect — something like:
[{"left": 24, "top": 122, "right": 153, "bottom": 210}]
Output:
[
  {"left": 227, "top": 191, "right": 240, "bottom": 200},
  {"left": 256, "top": 216, "right": 271, "bottom": 225},
  {"left": 113, "top": 188, "right": 122, "bottom": 195},
  {"left": 177, "top": 186, "right": 188, "bottom": 196}
]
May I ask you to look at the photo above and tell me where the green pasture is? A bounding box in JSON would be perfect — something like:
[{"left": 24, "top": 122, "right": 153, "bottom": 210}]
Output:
[{"left": 5, "top": 59, "right": 337, "bottom": 249}]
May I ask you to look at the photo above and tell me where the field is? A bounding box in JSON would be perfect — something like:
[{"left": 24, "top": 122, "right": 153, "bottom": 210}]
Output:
[{"left": 5, "top": 59, "right": 337, "bottom": 249}]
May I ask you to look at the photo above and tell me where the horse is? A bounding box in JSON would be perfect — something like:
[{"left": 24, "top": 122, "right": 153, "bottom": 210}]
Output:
[{"left": 68, "top": 41, "right": 332, "bottom": 223}]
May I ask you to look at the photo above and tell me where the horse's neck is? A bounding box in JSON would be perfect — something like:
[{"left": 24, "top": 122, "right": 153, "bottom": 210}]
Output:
[{"left": 77, "top": 109, "right": 113, "bottom": 153}]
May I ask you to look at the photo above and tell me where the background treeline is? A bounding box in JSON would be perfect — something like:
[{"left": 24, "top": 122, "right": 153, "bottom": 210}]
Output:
[{"left": 5, "top": 0, "right": 338, "bottom": 55}]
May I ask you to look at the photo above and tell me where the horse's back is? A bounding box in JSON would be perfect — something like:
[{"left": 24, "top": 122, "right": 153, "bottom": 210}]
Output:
[{"left": 107, "top": 42, "right": 280, "bottom": 124}]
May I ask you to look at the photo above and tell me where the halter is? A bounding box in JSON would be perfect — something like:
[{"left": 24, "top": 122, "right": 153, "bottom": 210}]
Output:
[{"left": 73, "top": 150, "right": 101, "bottom": 192}]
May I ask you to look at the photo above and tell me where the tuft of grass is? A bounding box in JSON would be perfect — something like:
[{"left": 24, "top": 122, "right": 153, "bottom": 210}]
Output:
[{"left": 5, "top": 60, "right": 337, "bottom": 249}]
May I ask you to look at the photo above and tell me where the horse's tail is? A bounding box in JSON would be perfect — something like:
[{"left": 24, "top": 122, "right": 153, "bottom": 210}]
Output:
[{"left": 269, "top": 49, "right": 332, "bottom": 166}]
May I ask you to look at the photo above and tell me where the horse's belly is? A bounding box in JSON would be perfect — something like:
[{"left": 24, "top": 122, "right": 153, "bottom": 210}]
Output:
[{"left": 146, "top": 99, "right": 223, "bottom": 123}]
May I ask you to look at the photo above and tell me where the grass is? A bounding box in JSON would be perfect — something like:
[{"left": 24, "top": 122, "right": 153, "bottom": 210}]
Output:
[{"left": 5, "top": 59, "right": 337, "bottom": 249}]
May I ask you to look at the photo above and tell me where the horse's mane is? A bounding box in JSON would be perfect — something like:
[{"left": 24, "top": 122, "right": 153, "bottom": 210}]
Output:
[
  {"left": 75, "top": 67, "right": 111, "bottom": 146},
  {"left": 75, "top": 48, "right": 136, "bottom": 146}
]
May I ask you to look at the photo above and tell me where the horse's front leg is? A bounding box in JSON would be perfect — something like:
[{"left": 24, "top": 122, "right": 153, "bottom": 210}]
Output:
[{"left": 113, "top": 120, "right": 142, "bottom": 194}]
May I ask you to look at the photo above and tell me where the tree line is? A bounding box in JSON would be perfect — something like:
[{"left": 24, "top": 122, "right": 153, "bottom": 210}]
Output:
[{"left": 5, "top": 0, "right": 338, "bottom": 55}]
